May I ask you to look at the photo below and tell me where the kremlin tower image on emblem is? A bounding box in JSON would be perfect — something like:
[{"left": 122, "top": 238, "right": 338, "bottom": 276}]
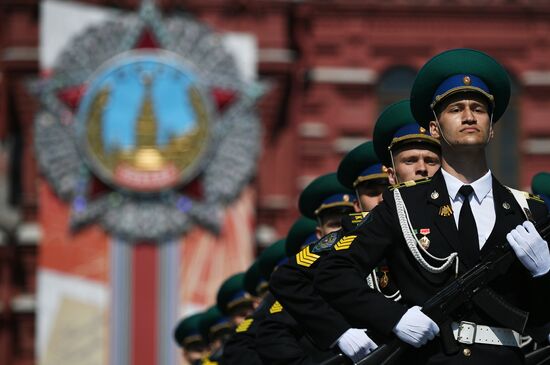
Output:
[{"left": 84, "top": 70, "right": 210, "bottom": 192}]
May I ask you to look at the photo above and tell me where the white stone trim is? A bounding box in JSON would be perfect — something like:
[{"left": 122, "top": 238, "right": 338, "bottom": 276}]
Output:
[
  {"left": 1, "top": 47, "right": 39, "bottom": 62},
  {"left": 16, "top": 223, "right": 42, "bottom": 246},
  {"left": 522, "top": 71, "right": 550, "bottom": 86},
  {"left": 258, "top": 48, "right": 295, "bottom": 64},
  {"left": 333, "top": 136, "right": 365, "bottom": 153},
  {"left": 260, "top": 194, "right": 291, "bottom": 210},
  {"left": 524, "top": 138, "right": 550, "bottom": 154},
  {"left": 12, "top": 293, "right": 36, "bottom": 313},
  {"left": 298, "top": 122, "right": 328, "bottom": 138},
  {"left": 308, "top": 67, "right": 378, "bottom": 85}
]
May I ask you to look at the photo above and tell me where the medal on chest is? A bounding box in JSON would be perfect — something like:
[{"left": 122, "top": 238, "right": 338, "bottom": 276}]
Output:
[
  {"left": 418, "top": 228, "right": 431, "bottom": 249},
  {"left": 379, "top": 266, "right": 389, "bottom": 288}
]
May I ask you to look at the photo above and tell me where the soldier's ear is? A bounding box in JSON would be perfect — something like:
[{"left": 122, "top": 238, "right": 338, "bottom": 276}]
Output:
[
  {"left": 429, "top": 120, "right": 440, "bottom": 138},
  {"left": 387, "top": 167, "right": 397, "bottom": 185}
]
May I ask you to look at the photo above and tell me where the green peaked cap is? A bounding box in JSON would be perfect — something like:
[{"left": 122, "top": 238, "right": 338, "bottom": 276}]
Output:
[
  {"left": 174, "top": 312, "right": 205, "bottom": 348},
  {"left": 243, "top": 259, "right": 268, "bottom": 297},
  {"left": 198, "top": 305, "right": 232, "bottom": 343},
  {"left": 410, "top": 48, "right": 510, "bottom": 128},
  {"left": 258, "top": 238, "right": 287, "bottom": 280},
  {"left": 373, "top": 99, "right": 440, "bottom": 167},
  {"left": 298, "top": 173, "right": 355, "bottom": 219},
  {"left": 285, "top": 216, "right": 317, "bottom": 257},
  {"left": 532, "top": 172, "right": 550, "bottom": 196},
  {"left": 216, "top": 272, "right": 253, "bottom": 316},
  {"left": 337, "top": 141, "right": 388, "bottom": 189}
]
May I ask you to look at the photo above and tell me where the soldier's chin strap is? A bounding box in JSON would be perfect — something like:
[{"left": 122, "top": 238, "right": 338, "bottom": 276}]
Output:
[
  {"left": 432, "top": 109, "right": 454, "bottom": 150},
  {"left": 316, "top": 216, "right": 323, "bottom": 230},
  {"left": 389, "top": 149, "right": 400, "bottom": 185},
  {"left": 355, "top": 190, "right": 365, "bottom": 212}
]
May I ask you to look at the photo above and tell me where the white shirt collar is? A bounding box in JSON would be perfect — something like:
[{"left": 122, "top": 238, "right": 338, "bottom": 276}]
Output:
[{"left": 441, "top": 168, "right": 492, "bottom": 203}]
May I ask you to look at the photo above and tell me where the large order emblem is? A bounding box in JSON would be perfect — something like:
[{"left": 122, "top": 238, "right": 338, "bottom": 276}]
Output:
[{"left": 32, "top": 4, "right": 264, "bottom": 241}]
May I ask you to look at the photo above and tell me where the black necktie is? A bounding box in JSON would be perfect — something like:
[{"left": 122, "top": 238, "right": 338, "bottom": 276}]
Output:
[{"left": 458, "top": 185, "right": 479, "bottom": 267}]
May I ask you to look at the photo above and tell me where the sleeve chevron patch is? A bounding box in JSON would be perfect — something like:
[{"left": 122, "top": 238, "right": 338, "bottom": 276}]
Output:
[
  {"left": 334, "top": 235, "right": 357, "bottom": 250},
  {"left": 295, "top": 246, "right": 320, "bottom": 267},
  {"left": 269, "top": 301, "right": 283, "bottom": 314},
  {"left": 235, "top": 318, "right": 254, "bottom": 333}
]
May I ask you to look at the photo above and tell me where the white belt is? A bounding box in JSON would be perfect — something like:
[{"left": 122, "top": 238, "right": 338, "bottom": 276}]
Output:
[{"left": 451, "top": 321, "right": 523, "bottom": 347}]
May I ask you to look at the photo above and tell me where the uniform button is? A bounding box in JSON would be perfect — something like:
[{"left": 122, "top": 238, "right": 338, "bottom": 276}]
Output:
[{"left": 463, "top": 348, "right": 471, "bottom": 357}]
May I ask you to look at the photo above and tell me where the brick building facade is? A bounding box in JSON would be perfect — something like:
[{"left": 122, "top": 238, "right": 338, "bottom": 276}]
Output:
[{"left": 1, "top": 1, "right": 550, "bottom": 364}]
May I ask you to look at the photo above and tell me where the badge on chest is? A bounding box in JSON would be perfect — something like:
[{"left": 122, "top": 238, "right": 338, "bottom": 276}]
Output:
[{"left": 413, "top": 228, "right": 431, "bottom": 250}]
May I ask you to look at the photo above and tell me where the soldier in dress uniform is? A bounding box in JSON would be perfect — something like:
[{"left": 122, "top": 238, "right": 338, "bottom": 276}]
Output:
[
  {"left": 260, "top": 171, "right": 366, "bottom": 363},
  {"left": 174, "top": 312, "right": 208, "bottom": 365},
  {"left": 372, "top": 99, "right": 441, "bottom": 186},
  {"left": 254, "top": 237, "right": 332, "bottom": 364},
  {"left": 269, "top": 131, "right": 439, "bottom": 363},
  {"left": 297, "top": 173, "right": 358, "bottom": 238},
  {"left": 200, "top": 274, "right": 254, "bottom": 365},
  {"left": 255, "top": 175, "right": 358, "bottom": 364},
  {"left": 223, "top": 258, "right": 270, "bottom": 365},
  {"left": 256, "top": 237, "right": 333, "bottom": 365},
  {"left": 284, "top": 216, "right": 319, "bottom": 258},
  {"left": 269, "top": 144, "right": 388, "bottom": 363},
  {"left": 315, "top": 48, "right": 550, "bottom": 365},
  {"left": 199, "top": 305, "right": 233, "bottom": 365},
  {"left": 244, "top": 259, "right": 269, "bottom": 305},
  {"left": 217, "top": 272, "right": 256, "bottom": 327},
  {"left": 223, "top": 236, "right": 309, "bottom": 365}
]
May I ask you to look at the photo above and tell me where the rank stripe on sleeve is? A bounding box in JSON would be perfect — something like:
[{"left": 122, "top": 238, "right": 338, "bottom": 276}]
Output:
[
  {"left": 235, "top": 318, "right": 254, "bottom": 333},
  {"left": 334, "top": 235, "right": 357, "bottom": 250},
  {"left": 269, "top": 301, "right": 283, "bottom": 314},
  {"left": 295, "top": 246, "right": 320, "bottom": 267}
]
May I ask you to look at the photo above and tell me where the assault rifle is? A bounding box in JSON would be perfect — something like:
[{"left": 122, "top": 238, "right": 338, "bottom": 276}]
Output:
[{"left": 320, "top": 215, "right": 550, "bottom": 365}]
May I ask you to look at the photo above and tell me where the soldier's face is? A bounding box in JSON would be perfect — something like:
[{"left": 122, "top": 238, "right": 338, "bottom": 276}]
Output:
[
  {"left": 429, "top": 93, "right": 493, "bottom": 149},
  {"left": 388, "top": 146, "right": 441, "bottom": 183},
  {"left": 230, "top": 304, "right": 254, "bottom": 326},
  {"left": 184, "top": 348, "right": 206, "bottom": 362},
  {"left": 316, "top": 215, "right": 343, "bottom": 237},
  {"left": 355, "top": 182, "right": 386, "bottom": 212}
]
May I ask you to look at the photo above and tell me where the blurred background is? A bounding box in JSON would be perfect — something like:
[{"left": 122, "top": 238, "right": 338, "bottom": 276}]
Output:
[{"left": 1, "top": 0, "right": 550, "bottom": 364}]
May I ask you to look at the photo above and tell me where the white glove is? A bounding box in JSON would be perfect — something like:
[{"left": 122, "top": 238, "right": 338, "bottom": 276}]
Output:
[
  {"left": 392, "top": 306, "right": 439, "bottom": 348},
  {"left": 337, "top": 328, "right": 378, "bottom": 363},
  {"left": 507, "top": 221, "right": 550, "bottom": 277}
]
